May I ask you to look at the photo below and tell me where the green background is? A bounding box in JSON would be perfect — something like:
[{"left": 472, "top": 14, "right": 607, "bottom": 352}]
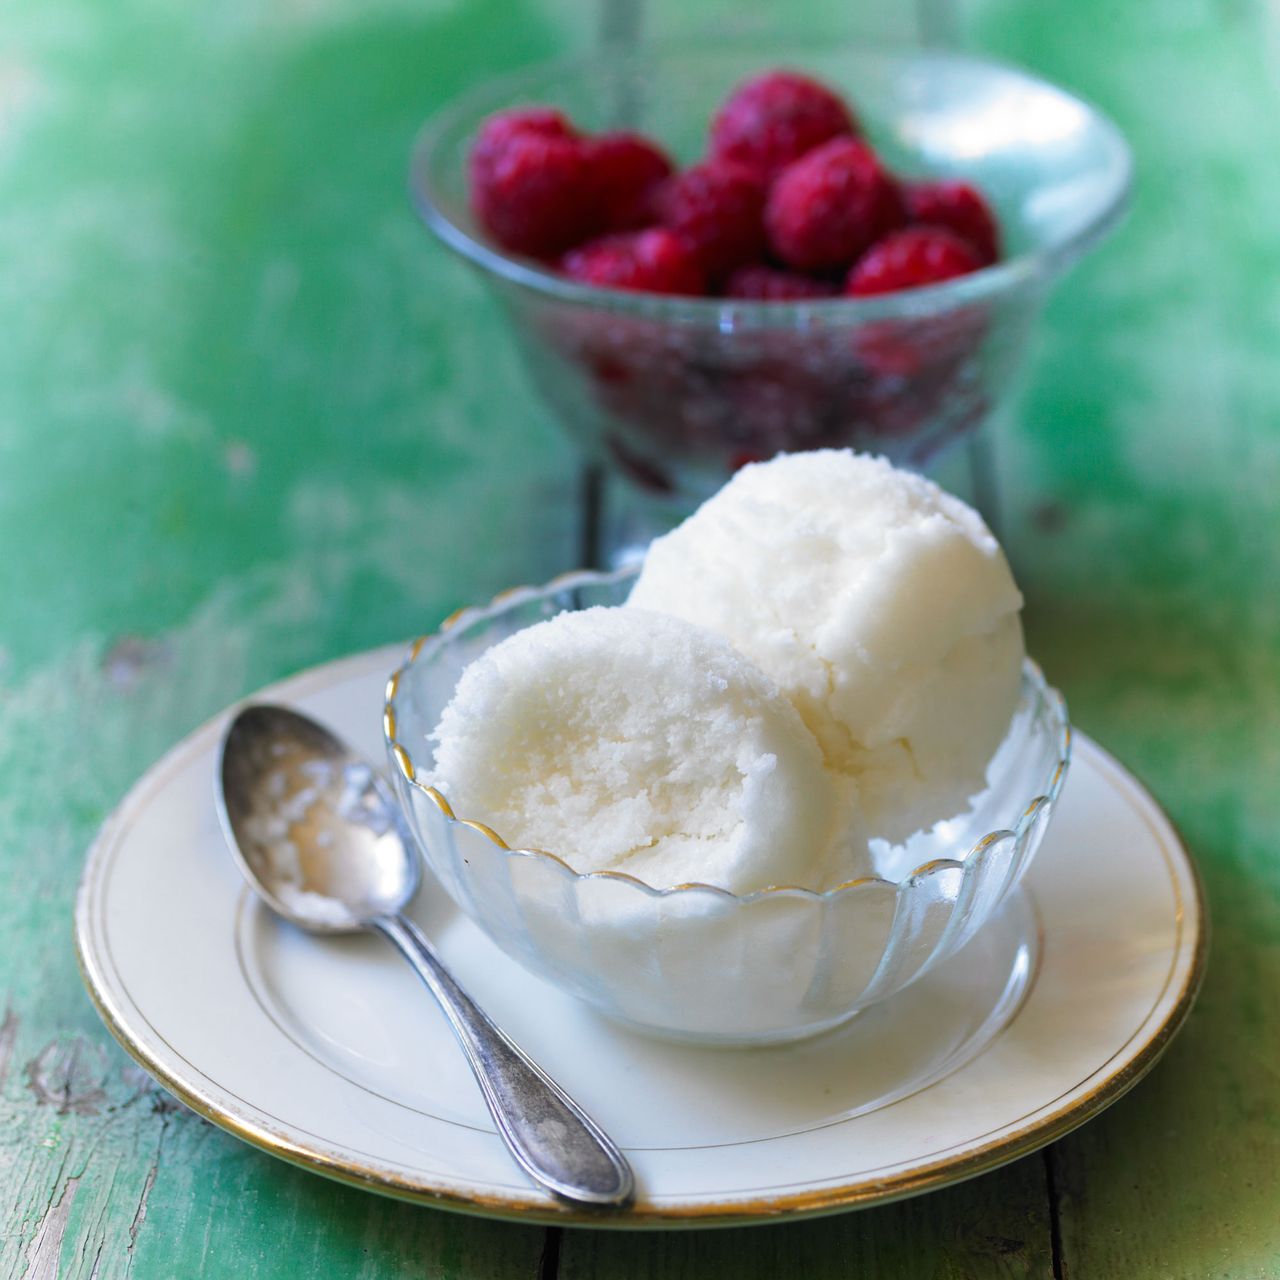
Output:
[{"left": 3, "top": 0, "right": 1277, "bottom": 1275}]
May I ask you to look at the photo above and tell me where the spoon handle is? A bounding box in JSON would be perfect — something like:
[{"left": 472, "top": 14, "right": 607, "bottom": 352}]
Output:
[{"left": 375, "top": 912, "right": 634, "bottom": 1208}]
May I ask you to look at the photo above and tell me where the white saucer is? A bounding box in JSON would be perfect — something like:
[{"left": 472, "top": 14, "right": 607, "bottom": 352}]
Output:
[{"left": 75, "top": 645, "right": 1206, "bottom": 1227}]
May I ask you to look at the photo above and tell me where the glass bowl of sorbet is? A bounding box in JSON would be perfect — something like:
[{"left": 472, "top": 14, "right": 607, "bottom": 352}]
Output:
[{"left": 384, "top": 568, "right": 1070, "bottom": 1046}]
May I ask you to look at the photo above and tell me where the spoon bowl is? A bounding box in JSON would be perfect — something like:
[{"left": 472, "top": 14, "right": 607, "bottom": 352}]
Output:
[{"left": 218, "top": 704, "right": 417, "bottom": 932}]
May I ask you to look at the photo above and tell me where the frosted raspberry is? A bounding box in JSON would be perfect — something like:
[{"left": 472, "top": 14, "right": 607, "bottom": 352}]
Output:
[
  {"left": 905, "top": 180, "right": 1001, "bottom": 265},
  {"left": 855, "top": 307, "right": 986, "bottom": 380},
  {"left": 846, "top": 227, "right": 982, "bottom": 295},
  {"left": 765, "top": 138, "right": 904, "bottom": 272},
  {"left": 842, "top": 367, "right": 988, "bottom": 456},
  {"left": 725, "top": 360, "right": 834, "bottom": 455},
  {"left": 562, "top": 228, "right": 705, "bottom": 295},
  {"left": 469, "top": 115, "right": 600, "bottom": 257},
  {"left": 722, "top": 265, "right": 838, "bottom": 301},
  {"left": 587, "top": 132, "right": 674, "bottom": 231},
  {"left": 469, "top": 107, "right": 575, "bottom": 181},
  {"left": 710, "top": 71, "right": 857, "bottom": 179},
  {"left": 654, "top": 161, "right": 767, "bottom": 282}
]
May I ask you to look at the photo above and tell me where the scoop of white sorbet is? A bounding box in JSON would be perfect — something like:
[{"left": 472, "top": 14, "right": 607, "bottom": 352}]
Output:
[
  {"left": 428, "top": 606, "right": 840, "bottom": 895},
  {"left": 628, "top": 450, "right": 1025, "bottom": 843}
]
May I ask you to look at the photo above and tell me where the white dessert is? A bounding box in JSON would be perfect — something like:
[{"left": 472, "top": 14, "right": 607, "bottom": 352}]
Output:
[
  {"left": 428, "top": 606, "right": 839, "bottom": 895},
  {"left": 628, "top": 450, "right": 1024, "bottom": 842}
]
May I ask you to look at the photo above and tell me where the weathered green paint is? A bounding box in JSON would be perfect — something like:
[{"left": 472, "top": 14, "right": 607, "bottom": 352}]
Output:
[
  {"left": 1, "top": 0, "right": 579, "bottom": 1275},
  {"left": 961, "top": 1, "right": 1280, "bottom": 1276},
  {"left": 2, "top": 0, "right": 1278, "bottom": 1275}
]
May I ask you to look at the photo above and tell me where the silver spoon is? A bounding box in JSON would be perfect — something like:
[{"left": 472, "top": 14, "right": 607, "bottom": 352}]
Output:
[{"left": 216, "top": 702, "right": 634, "bottom": 1208}]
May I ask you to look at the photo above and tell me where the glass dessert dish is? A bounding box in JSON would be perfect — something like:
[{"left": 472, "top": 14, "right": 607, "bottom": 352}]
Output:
[
  {"left": 384, "top": 569, "right": 1071, "bottom": 1046},
  {"left": 410, "top": 44, "right": 1131, "bottom": 554}
]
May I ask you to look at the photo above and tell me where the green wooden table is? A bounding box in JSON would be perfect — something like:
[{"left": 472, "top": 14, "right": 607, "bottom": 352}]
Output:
[{"left": 4, "top": 0, "right": 1277, "bottom": 1275}]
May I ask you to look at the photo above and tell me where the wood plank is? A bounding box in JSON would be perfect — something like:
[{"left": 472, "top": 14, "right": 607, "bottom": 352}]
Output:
[
  {"left": 559, "top": 1157, "right": 1054, "bottom": 1278},
  {"left": 956, "top": 0, "right": 1280, "bottom": 1275},
  {"left": 0, "top": 0, "right": 580, "bottom": 1274}
]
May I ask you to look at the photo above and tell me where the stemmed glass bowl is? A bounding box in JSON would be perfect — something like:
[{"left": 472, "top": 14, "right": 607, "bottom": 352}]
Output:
[{"left": 410, "top": 43, "right": 1131, "bottom": 551}]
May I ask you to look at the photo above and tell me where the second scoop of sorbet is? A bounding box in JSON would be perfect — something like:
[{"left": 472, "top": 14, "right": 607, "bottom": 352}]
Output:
[
  {"left": 428, "top": 606, "right": 839, "bottom": 895},
  {"left": 628, "top": 450, "right": 1025, "bottom": 842}
]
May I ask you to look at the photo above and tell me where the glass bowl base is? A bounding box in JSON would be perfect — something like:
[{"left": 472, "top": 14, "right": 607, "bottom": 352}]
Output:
[{"left": 573, "top": 886, "right": 1036, "bottom": 1067}]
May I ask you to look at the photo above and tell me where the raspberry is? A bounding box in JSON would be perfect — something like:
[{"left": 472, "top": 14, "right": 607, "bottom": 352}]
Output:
[
  {"left": 905, "top": 180, "right": 1000, "bottom": 265},
  {"left": 469, "top": 106, "right": 575, "bottom": 182},
  {"left": 726, "top": 361, "right": 833, "bottom": 454},
  {"left": 710, "top": 71, "right": 857, "bottom": 179},
  {"left": 469, "top": 120, "right": 600, "bottom": 258},
  {"left": 587, "top": 132, "right": 674, "bottom": 231},
  {"left": 841, "top": 370, "right": 988, "bottom": 463},
  {"left": 765, "top": 138, "right": 904, "bottom": 272},
  {"left": 846, "top": 226, "right": 982, "bottom": 295},
  {"left": 562, "top": 228, "right": 705, "bottom": 295},
  {"left": 723, "top": 264, "right": 838, "bottom": 301},
  {"left": 855, "top": 307, "right": 986, "bottom": 379},
  {"left": 654, "top": 161, "right": 767, "bottom": 283}
]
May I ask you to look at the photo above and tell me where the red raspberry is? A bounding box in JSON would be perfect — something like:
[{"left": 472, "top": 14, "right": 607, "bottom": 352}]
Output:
[
  {"left": 842, "top": 369, "right": 988, "bottom": 462},
  {"left": 469, "top": 106, "right": 575, "bottom": 181},
  {"left": 846, "top": 226, "right": 982, "bottom": 296},
  {"left": 766, "top": 138, "right": 904, "bottom": 272},
  {"left": 587, "top": 132, "right": 674, "bottom": 231},
  {"left": 726, "top": 361, "right": 833, "bottom": 455},
  {"left": 655, "top": 161, "right": 767, "bottom": 283},
  {"left": 905, "top": 180, "right": 1000, "bottom": 265},
  {"left": 710, "top": 71, "right": 857, "bottom": 179},
  {"left": 723, "top": 264, "right": 838, "bottom": 301},
  {"left": 855, "top": 307, "right": 986, "bottom": 379},
  {"left": 469, "top": 120, "right": 600, "bottom": 258},
  {"left": 562, "top": 228, "right": 705, "bottom": 295}
]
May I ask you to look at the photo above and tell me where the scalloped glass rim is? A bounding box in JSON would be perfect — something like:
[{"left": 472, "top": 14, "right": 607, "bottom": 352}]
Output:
[
  {"left": 383, "top": 567, "right": 1072, "bottom": 905},
  {"left": 408, "top": 39, "right": 1133, "bottom": 323}
]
